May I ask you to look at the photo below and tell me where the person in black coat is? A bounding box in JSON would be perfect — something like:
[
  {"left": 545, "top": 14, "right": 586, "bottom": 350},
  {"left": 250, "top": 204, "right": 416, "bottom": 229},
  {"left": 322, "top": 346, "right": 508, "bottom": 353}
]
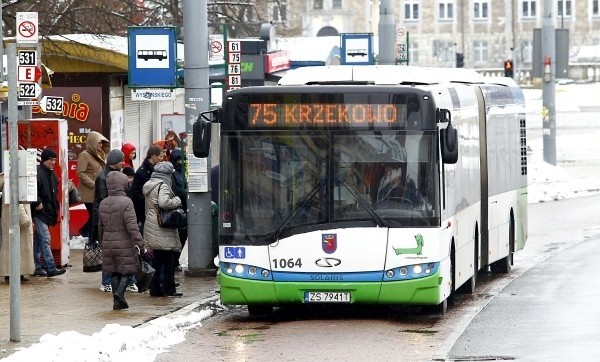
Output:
[
  {"left": 31, "top": 149, "right": 66, "bottom": 277},
  {"left": 130, "top": 144, "right": 164, "bottom": 226},
  {"left": 169, "top": 148, "right": 187, "bottom": 270}
]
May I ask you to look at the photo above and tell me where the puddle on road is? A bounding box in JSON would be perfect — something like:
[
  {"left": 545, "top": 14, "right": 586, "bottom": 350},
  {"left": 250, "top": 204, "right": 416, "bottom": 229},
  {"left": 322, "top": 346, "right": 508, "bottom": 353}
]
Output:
[{"left": 401, "top": 329, "right": 438, "bottom": 335}]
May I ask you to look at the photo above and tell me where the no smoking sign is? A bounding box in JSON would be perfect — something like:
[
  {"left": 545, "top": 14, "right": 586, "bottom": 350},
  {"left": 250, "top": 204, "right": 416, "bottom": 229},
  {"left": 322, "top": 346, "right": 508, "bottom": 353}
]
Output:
[{"left": 17, "top": 12, "right": 38, "bottom": 44}]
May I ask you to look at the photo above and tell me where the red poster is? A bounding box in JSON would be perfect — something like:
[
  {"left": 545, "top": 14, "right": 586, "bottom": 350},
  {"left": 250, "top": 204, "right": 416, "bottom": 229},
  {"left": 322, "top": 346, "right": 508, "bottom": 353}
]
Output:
[{"left": 32, "top": 87, "right": 103, "bottom": 185}]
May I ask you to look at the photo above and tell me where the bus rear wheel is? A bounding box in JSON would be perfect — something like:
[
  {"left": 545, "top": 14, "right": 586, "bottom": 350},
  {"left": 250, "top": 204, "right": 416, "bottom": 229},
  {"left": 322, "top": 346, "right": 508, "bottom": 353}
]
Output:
[
  {"left": 491, "top": 219, "right": 514, "bottom": 274},
  {"left": 462, "top": 229, "right": 478, "bottom": 294}
]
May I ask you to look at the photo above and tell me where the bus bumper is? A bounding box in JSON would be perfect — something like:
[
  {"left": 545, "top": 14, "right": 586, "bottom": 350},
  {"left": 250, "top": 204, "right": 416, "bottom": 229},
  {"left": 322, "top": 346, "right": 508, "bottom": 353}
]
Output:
[{"left": 219, "top": 271, "right": 443, "bottom": 306}]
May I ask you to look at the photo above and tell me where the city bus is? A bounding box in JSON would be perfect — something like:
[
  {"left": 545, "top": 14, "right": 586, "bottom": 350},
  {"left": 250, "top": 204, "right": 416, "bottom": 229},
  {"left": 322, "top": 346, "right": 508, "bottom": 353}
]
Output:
[{"left": 194, "top": 65, "right": 528, "bottom": 315}]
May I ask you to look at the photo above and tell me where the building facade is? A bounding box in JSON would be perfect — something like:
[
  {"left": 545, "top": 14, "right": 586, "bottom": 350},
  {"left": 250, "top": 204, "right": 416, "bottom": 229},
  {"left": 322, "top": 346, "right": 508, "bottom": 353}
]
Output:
[{"left": 276, "top": 0, "right": 600, "bottom": 70}]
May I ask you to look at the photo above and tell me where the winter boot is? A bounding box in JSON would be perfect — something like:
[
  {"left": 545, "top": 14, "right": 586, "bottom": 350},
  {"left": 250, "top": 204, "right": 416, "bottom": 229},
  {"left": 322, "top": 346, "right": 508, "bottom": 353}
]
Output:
[
  {"left": 111, "top": 274, "right": 122, "bottom": 310},
  {"left": 113, "top": 275, "right": 130, "bottom": 310}
]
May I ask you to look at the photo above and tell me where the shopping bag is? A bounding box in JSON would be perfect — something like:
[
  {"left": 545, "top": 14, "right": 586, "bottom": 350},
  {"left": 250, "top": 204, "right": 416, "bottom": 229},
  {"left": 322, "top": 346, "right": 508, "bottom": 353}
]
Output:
[
  {"left": 156, "top": 207, "right": 187, "bottom": 229},
  {"left": 82, "top": 242, "right": 102, "bottom": 272},
  {"left": 135, "top": 253, "right": 155, "bottom": 293}
]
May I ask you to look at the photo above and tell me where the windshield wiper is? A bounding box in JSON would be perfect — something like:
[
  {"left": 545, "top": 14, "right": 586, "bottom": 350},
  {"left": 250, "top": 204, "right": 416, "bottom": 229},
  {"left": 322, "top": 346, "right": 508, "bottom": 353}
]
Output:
[
  {"left": 270, "top": 179, "right": 324, "bottom": 242},
  {"left": 336, "top": 178, "right": 388, "bottom": 227}
]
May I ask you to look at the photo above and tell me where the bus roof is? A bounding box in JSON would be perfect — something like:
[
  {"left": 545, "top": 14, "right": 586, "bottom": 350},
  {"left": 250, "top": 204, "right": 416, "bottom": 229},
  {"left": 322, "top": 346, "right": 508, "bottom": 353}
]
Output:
[{"left": 278, "top": 65, "right": 487, "bottom": 86}]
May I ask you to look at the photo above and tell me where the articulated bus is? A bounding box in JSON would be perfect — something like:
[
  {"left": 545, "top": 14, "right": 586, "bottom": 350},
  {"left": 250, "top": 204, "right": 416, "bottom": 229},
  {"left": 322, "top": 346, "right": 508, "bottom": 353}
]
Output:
[{"left": 195, "top": 65, "right": 528, "bottom": 315}]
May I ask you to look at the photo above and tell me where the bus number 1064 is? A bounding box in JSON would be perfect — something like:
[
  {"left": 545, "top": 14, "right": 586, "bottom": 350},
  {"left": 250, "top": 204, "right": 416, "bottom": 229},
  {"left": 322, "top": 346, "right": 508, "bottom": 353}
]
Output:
[{"left": 272, "top": 258, "right": 302, "bottom": 269}]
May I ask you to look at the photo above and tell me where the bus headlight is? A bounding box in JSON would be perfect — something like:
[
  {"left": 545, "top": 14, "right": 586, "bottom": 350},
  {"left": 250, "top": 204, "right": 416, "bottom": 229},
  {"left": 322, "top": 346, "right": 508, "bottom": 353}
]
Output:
[
  {"left": 261, "top": 269, "right": 270, "bottom": 278},
  {"left": 383, "top": 262, "right": 440, "bottom": 281},
  {"left": 248, "top": 266, "right": 257, "bottom": 276},
  {"left": 235, "top": 264, "right": 245, "bottom": 274}
]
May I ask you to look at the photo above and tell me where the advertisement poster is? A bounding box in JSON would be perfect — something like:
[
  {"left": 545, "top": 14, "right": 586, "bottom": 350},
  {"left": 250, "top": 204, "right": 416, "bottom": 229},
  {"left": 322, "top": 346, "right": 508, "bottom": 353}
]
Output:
[{"left": 32, "top": 87, "right": 103, "bottom": 183}]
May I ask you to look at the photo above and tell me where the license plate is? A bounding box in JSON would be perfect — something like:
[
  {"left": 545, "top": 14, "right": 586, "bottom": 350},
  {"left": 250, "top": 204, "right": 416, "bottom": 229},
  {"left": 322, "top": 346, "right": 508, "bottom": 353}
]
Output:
[{"left": 304, "top": 292, "right": 351, "bottom": 303}]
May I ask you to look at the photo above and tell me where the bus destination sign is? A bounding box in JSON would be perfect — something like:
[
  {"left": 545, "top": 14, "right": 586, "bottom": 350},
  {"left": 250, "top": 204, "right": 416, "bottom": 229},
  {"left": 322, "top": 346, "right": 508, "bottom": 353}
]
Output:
[{"left": 248, "top": 103, "right": 404, "bottom": 128}]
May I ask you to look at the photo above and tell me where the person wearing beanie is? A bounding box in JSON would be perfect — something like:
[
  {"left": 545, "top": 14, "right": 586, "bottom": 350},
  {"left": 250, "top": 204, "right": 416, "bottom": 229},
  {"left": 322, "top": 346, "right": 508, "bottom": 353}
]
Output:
[
  {"left": 121, "top": 143, "right": 137, "bottom": 169},
  {"left": 32, "top": 148, "right": 66, "bottom": 277},
  {"left": 91, "top": 148, "right": 128, "bottom": 292},
  {"left": 76, "top": 131, "right": 109, "bottom": 238},
  {"left": 142, "top": 161, "right": 183, "bottom": 297},
  {"left": 40, "top": 148, "right": 57, "bottom": 162}
]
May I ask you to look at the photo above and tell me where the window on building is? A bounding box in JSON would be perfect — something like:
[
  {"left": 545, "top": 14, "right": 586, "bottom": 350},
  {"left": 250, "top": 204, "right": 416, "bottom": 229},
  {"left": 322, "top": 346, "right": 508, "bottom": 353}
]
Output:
[
  {"left": 314, "top": 0, "right": 323, "bottom": 10},
  {"left": 521, "top": 40, "right": 533, "bottom": 64},
  {"left": 592, "top": 0, "right": 599, "bottom": 16},
  {"left": 473, "top": 0, "right": 489, "bottom": 20},
  {"left": 272, "top": 3, "right": 288, "bottom": 22},
  {"left": 557, "top": 0, "right": 571, "bottom": 17},
  {"left": 432, "top": 40, "right": 455, "bottom": 62},
  {"left": 333, "top": 0, "right": 343, "bottom": 9},
  {"left": 473, "top": 40, "right": 488, "bottom": 62},
  {"left": 439, "top": 1, "right": 454, "bottom": 20},
  {"left": 521, "top": 0, "right": 537, "bottom": 18},
  {"left": 409, "top": 42, "right": 419, "bottom": 63},
  {"left": 405, "top": 0, "right": 420, "bottom": 21}
]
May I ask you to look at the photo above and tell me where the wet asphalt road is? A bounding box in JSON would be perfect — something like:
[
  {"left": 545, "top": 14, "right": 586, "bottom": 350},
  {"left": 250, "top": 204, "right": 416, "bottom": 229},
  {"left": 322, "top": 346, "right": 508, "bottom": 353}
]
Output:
[{"left": 449, "top": 237, "right": 600, "bottom": 361}]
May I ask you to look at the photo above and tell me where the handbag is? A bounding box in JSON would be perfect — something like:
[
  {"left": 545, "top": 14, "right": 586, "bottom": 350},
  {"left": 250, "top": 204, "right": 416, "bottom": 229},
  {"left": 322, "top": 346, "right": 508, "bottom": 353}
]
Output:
[
  {"left": 135, "top": 246, "right": 155, "bottom": 293},
  {"left": 157, "top": 207, "right": 187, "bottom": 229},
  {"left": 82, "top": 242, "right": 102, "bottom": 272},
  {"left": 155, "top": 184, "right": 187, "bottom": 229},
  {"left": 68, "top": 180, "right": 81, "bottom": 205}
]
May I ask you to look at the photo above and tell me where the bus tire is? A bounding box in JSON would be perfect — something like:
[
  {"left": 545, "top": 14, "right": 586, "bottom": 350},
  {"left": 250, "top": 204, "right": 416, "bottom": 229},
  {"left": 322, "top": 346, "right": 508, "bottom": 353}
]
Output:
[
  {"left": 247, "top": 305, "right": 273, "bottom": 316},
  {"left": 462, "top": 228, "right": 478, "bottom": 294},
  {"left": 422, "top": 298, "right": 448, "bottom": 315},
  {"left": 491, "top": 218, "right": 514, "bottom": 274},
  {"left": 447, "top": 243, "right": 456, "bottom": 306}
]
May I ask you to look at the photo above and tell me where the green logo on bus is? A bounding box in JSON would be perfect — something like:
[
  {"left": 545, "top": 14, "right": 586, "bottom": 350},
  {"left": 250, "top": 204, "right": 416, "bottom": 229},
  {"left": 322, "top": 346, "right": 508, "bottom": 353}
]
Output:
[{"left": 393, "top": 234, "right": 424, "bottom": 255}]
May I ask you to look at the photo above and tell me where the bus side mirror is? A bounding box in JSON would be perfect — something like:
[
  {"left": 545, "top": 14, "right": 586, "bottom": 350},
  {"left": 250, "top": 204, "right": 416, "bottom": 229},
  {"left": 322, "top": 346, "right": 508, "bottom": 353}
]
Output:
[
  {"left": 441, "top": 121, "right": 458, "bottom": 164},
  {"left": 193, "top": 117, "right": 212, "bottom": 158}
]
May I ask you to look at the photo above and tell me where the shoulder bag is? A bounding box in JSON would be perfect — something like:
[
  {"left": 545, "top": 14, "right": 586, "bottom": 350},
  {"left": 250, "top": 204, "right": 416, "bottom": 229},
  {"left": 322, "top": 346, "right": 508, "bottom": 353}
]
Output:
[{"left": 156, "top": 184, "right": 187, "bottom": 229}]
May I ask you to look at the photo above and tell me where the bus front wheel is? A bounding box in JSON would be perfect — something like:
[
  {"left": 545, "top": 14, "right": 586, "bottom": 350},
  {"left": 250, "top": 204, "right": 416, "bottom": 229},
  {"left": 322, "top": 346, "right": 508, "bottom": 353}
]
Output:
[{"left": 247, "top": 305, "right": 273, "bottom": 316}]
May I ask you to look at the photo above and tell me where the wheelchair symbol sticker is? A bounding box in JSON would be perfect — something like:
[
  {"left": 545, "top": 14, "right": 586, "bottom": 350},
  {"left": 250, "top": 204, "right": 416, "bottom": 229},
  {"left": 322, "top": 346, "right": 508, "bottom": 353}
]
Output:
[{"left": 224, "top": 247, "right": 246, "bottom": 259}]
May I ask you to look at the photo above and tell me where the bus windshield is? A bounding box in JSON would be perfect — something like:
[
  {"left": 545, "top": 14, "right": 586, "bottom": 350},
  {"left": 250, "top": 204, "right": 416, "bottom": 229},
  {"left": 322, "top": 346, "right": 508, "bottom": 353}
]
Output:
[{"left": 220, "top": 130, "right": 440, "bottom": 244}]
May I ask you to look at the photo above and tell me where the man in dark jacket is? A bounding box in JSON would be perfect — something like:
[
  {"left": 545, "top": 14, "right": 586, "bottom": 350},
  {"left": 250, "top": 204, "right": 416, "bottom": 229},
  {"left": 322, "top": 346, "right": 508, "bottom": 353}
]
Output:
[
  {"left": 91, "top": 149, "right": 125, "bottom": 292},
  {"left": 130, "top": 144, "right": 164, "bottom": 226},
  {"left": 32, "top": 149, "right": 66, "bottom": 277}
]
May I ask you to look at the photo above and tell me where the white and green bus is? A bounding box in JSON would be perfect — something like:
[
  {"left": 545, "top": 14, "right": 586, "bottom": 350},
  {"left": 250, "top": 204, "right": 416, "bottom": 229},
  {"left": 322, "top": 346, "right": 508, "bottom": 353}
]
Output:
[{"left": 195, "top": 65, "right": 528, "bottom": 315}]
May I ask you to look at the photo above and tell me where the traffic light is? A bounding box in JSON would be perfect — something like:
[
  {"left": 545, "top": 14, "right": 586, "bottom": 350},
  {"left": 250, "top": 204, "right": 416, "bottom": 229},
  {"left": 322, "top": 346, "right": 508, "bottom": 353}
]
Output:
[
  {"left": 504, "top": 59, "right": 514, "bottom": 77},
  {"left": 456, "top": 52, "right": 464, "bottom": 68}
]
